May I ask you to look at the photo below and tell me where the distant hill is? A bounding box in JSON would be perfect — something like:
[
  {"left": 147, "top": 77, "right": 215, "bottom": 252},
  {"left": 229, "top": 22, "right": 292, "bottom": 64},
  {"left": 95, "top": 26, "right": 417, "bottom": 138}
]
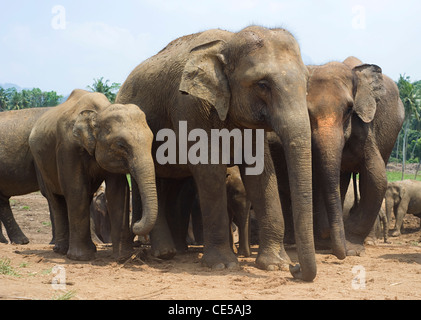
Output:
[{"left": 0, "top": 83, "right": 33, "bottom": 91}]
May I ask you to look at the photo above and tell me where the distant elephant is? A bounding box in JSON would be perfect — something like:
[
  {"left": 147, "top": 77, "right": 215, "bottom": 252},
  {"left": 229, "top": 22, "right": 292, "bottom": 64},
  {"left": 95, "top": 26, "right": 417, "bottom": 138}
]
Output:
[
  {"left": 169, "top": 166, "right": 252, "bottom": 257},
  {"left": 343, "top": 175, "right": 388, "bottom": 244},
  {"left": 90, "top": 183, "right": 112, "bottom": 244},
  {"left": 29, "top": 89, "right": 158, "bottom": 261},
  {"left": 385, "top": 180, "right": 421, "bottom": 237},
  {"left": 117, "top": 26, "right": 316, "bottom": 281},
  {"left": 0, "top": 107, "right": 51, "bottom": 244},
  {"left": 269, "top": 57, "right": 404, "bottom": 258}
]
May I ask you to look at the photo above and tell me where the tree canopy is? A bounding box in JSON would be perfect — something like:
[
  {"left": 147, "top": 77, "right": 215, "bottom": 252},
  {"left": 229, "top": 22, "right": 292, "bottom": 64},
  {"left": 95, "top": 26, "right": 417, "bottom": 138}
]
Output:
[
  {"left": 0, "top": 87, "right": 63, "bottom": 111},
  {"left": 86, "top": 77, "right": 120, "bottom": 103}
]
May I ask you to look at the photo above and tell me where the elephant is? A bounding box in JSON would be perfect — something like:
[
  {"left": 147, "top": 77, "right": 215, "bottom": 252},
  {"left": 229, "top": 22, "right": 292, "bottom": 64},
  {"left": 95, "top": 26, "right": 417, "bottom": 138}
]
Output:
[
  {"left": 28, "top": 89, "right": 158, "bottom": 261},
  {"left": 343, "top": 175, "right": 388, "bottom": 244},
  {"left": 385, "top": 179, "right": 421, "bottom": 237},
  {"left": 117, "top": 26, "right": 317, "bottom": 281},
  {"left": 0, "top": 107, "right": 52, "bottom": 244},
  {"left": 169, "top": 166, "right": 252, "bottom": 257},
  {"left": 90, "top": 183, "right": 112, "bottom": 244},
  {"left": 269, "top": 56, "right": 404, "bottom": 258}
]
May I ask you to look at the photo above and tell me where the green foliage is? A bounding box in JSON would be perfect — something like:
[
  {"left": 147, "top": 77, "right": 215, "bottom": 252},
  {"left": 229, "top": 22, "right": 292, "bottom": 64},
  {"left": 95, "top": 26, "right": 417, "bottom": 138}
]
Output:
[
  {"left": 0, "top": 86, "right": 63, "bottom": 111},
  {"left": 87, "top": 77, "right": 120, "bottom": 103},
  {"left": 391, "top": 75, "right": 421, "bottom": 170}
]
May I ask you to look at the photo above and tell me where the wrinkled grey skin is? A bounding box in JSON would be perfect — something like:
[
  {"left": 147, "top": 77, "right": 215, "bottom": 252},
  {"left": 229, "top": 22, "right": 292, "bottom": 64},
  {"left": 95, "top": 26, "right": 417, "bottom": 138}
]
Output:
[
  {"left": 269, "top": 56, "right": 404, "bottom": 259},
  {"left": 29, "top": 90, "right": 157, "bottom": 261},
  {"left": 385, "top": 180, "right": 421, "bottom": 237},
  {"left": 0, "top": 107, "right": 51, "bottom": 244},
  {"left": 117, "top": 26, "right": 316, "bottom": 281}
]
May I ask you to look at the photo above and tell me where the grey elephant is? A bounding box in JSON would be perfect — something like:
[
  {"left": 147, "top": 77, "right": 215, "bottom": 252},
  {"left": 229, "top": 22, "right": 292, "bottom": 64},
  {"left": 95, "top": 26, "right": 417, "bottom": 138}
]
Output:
[
  {"left": 343, "top": 176, "right": 388, "bottom": 244},
  {"left": 269, "top": 56, "right": 404, "bottom": 258},
  {"left": 0, "top": 107, "right": 52, "bottom": 244},
  {"left": 29, "top": 89, "right": 158, "bottom": 261},
  {"left": 117, "top": 26, "right": 316, "bottom": 281},
  {"left": 385, "top": 179, "right": 421, "bottom": 237}
]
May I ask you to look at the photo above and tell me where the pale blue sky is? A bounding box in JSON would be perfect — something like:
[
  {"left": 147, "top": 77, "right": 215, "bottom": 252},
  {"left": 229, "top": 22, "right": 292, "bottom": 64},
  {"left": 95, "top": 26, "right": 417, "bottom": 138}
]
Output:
[{"left": 1, "top": 0, "right": 420, "bottom": 95}]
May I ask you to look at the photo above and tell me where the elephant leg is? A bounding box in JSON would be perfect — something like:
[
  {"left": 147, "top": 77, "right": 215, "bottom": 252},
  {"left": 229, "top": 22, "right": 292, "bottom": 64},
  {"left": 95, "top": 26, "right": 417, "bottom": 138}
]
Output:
[
  {"left": 169, "top": 178, "right": 195, "bottom": 253},
  {"left": 0, "top": 196, "right": 29, "bottom": 244},
  {"left": 47, "top": 193, "right": 69, "bottom": 255},
  {"left": 190, "top": 164, "right": 238, "bottom": 269},
  {"left": 240, "top": 153, "right": 289, "bottom": 271},
  {"left": 66, "top": 190, "right": 96, "bottom": 261},
  {"left": 0, "top": 222, "right": 7, "bottom": 243},
  {"left": 233, "top": 200, "right": 251, "bottom": 257},
  {"left": 105, "top": 174, "right": 133, "bottom": 259},
  {"left": 345, "top": 147, "right": 387, "bottom": 256},
  {"left": 191, "top": 196, "right": 203, "bottom": 244},
  {"left": 149, "top": 178, "right": 180, "bottom": 259},
  {"left": 392, "top": 199, "right": 409, "bottom": 237}
]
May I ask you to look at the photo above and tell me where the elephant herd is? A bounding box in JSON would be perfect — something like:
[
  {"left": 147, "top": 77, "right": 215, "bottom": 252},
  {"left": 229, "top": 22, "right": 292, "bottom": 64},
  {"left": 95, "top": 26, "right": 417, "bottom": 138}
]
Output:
[{"left": 0, "top": 26, "right": 406, "bottom": 282}]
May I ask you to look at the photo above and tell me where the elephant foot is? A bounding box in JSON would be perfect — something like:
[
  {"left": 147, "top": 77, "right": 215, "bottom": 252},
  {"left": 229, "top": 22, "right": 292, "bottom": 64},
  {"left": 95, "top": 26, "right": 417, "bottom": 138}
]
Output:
[
  {"left": 201, "top": 246, "right": 239, "bottom": 270},
  {"left": 238, "top": 246, "right": 251, "bottom": 258},
  {"left": 345, "top": 237, "right": 365, "bottom": 257},
  {"left": 0, "top": 233, "right": 8, "bottom": 244},
  {"left": 256, "top": 247, "right": 290, "bottom": 271},
  {"left": 67, "top": 241, "right": 97, "bottom": 261},
  {"left": 9, "top": 232, "right": 29, "bottom": 245},
  {"left": 112, "top": 243, "right": 134, "bottom": 261},
  {"left": 53, "top": 240, "right": 69, "bottom": 255},
  {"left": 151, "top": 245, "right": 177, "bottom": 260},
  {"left": 391, "top": 230, "right": 401, "bottom": 237}
]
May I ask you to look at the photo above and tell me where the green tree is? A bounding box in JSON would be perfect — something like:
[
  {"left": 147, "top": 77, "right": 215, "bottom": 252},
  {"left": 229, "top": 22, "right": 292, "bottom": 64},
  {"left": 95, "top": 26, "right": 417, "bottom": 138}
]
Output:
[
  {"left": 0, "top": 87, "right": 8, "bottom": 111},
  {"left": 87, "top": 77, "right": 121, "bottom": 103},
  {"left": 397, "top": 74, "right": 421, "bottom": 179},
  {"left": 0, "top": 86, "right": 62, "bottom": 111}
]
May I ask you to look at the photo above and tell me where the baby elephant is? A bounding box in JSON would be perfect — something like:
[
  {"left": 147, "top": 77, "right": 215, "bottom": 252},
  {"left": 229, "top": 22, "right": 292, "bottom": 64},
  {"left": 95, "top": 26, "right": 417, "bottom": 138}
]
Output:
[
  {"left": 0, "top": 107, "right": 51, "bottom": 244},
  {"left": 29, "top": 89, "right": 158, "bottom": 260},
  {"left": 385, "top": 180, "right": 421, "bottom": 237}
]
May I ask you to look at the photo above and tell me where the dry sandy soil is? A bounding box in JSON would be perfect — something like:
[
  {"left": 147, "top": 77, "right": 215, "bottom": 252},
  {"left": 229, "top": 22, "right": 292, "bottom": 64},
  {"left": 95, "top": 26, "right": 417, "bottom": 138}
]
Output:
[{"left": 0, "top": 191, "right": 420, "bottom": 301}]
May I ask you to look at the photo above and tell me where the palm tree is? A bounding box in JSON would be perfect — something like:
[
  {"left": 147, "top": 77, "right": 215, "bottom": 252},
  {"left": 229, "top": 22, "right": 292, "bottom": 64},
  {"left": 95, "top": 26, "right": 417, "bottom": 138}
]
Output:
[
  {"left": 87, "top": 77, "right": 121, "bottom": 103},
  {"left": 397, "top": 74, "right": 421, "bottom": 179}
]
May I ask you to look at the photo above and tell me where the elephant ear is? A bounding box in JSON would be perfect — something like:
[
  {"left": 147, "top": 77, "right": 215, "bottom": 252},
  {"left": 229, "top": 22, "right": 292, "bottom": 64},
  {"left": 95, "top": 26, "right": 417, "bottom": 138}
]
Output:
[
  {"left": 352, "top": 64, "right": 385, "bottom": 123},
  {"left": 179, "top": 40, "right": 231, "bottom": 121},
  {"left": 72, "top": 109, "right": 98, "bottom": 156}
]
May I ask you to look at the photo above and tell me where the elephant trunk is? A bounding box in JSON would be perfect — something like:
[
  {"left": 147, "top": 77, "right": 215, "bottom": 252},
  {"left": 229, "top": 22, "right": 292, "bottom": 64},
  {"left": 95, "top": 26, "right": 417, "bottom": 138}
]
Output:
[
  {"left": 271, "top": 101, "right": 317, "bottom": 282},
  {"left": 312, "top": 126, "right": 347, "bottom": 259},
  {"left": 130, "top": 153, "right": 158, "bottom": 236}
]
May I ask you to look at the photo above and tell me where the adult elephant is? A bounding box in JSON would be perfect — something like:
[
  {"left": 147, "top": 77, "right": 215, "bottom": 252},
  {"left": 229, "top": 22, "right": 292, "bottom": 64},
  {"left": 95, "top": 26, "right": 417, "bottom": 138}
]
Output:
[
  {"left": 0, "top": 107, "right": 51, "bottom": 244},
  {"left": 29, "top": 90, "right": 158, "bottom": 261},
  {"left": 385, "top": 180, "right": 421, "bottom": 237},
  {"left": 117, "top": 26, "right": 316, "bottom": 281},
  {"left": 270, "top": 57, "right": 404, "bottom": 257}
]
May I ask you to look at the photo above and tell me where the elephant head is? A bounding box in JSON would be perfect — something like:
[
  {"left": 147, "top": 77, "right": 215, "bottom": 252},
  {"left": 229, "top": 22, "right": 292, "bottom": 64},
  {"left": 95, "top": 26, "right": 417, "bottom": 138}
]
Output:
[
  {"left": 72, "top": 98, "right": 158, "bottom": 237},
  {"left": 307, "top": 59, "right": 385, "bottom": 258},
  {"left": 179, "top": 26, "right": 316, "bottom": 281}
]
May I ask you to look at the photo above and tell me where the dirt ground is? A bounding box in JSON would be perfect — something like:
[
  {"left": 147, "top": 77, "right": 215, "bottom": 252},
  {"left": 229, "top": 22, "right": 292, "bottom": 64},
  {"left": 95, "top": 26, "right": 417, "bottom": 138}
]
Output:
[{"left": 0, "top": 191, "right": 420, "bottom": 301}]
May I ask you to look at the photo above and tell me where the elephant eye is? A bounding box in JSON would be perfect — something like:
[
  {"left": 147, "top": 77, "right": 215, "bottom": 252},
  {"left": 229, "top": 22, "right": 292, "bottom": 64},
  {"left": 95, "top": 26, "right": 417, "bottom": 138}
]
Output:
[
  {"left": 345, "top": 101, "right": 353, "bottom": 115},
  {"left": 115, "top": 139, "right": 130, "bottom": 153},
  {"left": 257, "top": 79, "right": 270, "bottom": 91}
]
